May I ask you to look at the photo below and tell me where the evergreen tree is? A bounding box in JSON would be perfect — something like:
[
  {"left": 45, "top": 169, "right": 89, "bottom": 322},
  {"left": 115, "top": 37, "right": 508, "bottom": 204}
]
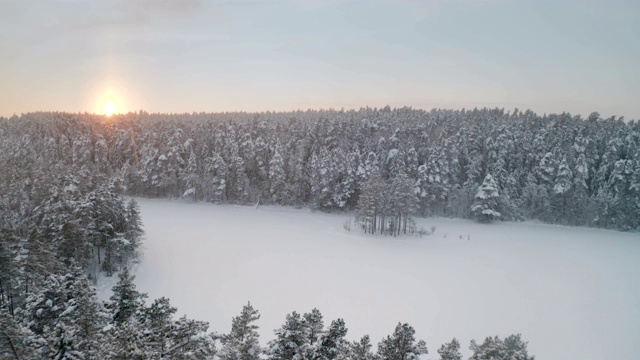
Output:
[
  {"left": 338, "top": 335, "right": 376, "bottom": 360},
  {"left": 105, "top": 267, "right": 147, "bottom": 326},
  {"left": 182, "top": 150, "right": 201, "bottom": 199},
  {"left": 219, "top": 302, "right": 262, "bottom": 360},
  {"left": 437, "top": 338, "right": 462, "bottom": 360},
  {"left": 269, "top": 147, "right": 287, "bottom": 203},
  {"left": 388, "top": 171, "right": 418, "bottom": 235},
  {"left": 164, "top": 315, "right": 215, "bottom": 359},
  {"left": 0, "top": 309, "right": 47, "bottom": 359},
  {"left": 138, "top": 296, "right": 177, "bottom": 357},
  {"left": 317, "top": 318, "right": 348, "bottom": 360},
  {"left": 469, "top": 334, "right": 534, "bottom": 360},
  {"left": 377, "top": 323, "right": 427, "bottom": 360},
  {"left": 266, "top": 311, "right": 308, "bottom": 360},
  {"left": 471, "top": 174, "right": 502, "bottom": 223},
  {"left": 356, "top": 173, "right": 385, "bottom": 234},
  {"left": 553, "top": 156, "right": 573, "bottom": 220}
]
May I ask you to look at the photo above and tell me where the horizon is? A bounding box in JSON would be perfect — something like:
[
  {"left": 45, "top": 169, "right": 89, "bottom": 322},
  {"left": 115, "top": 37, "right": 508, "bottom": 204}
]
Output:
[
  {"left": 1, "top": 0, "right": 639, "bottom": 119},
  {"left": 1, "top": 105, "right": 632, "bottom": 121}
]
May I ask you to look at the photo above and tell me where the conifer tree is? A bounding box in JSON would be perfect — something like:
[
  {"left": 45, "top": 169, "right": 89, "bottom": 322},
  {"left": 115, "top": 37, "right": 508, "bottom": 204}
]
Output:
[
  {"left": 219, "top": 302, "right": 262, "bottom": 360},
  {"left": 437, "top": 338, "right": 462, "bottom": 360},
  {"left": 469, "top": 334, "right": 534, "bottom": 360},
  {"left": 105, "top": 267, "right": 147, "bottom": 326},
  {"left": 269, "top": 147, "right": 286, "bottom": 203},
  {"left": 338, "top": 335, "right": 376, "bottom": 360},
  {"left": 471, "top": 174, "right": 502, "bottom": 223},
  {"left": 317, "top": 318, "right": 348, "bottom": 360},
  {"left": 377, "top": 323, "right": 427, "bottom": 360},
  {"left": 266, "top": 311, "right": 307, "bottom": 360},
  {"left": 356, "top": 173, "right": 385, "bottom": 234}
]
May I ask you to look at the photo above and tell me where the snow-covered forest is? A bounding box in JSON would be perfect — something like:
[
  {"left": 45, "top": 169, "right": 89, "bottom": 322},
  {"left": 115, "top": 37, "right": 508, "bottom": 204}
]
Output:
[
  {"left": 1, "top": 107, "right": 638, "bottom": 358},
  {"left": 2, "top": 107, "right": 640, "bottom": 230}
]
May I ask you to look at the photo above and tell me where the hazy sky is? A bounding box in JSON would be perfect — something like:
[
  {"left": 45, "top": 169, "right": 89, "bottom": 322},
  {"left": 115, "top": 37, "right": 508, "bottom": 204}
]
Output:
[{"left": 1, "top": 0, "right": 639, "bottom": 119}]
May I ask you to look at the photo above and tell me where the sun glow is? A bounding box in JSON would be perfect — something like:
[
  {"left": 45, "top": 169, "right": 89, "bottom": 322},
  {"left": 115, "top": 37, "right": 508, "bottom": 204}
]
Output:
[{"left": 103, "top": 100, "right": 117, "bottom": 116}]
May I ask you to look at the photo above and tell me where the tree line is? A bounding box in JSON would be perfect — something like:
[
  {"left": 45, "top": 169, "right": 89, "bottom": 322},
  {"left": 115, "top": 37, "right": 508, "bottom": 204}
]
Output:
[
  {"left": 1, "top": 267, "right": 535, "bottom": 359},
  {"left": 1, "top": 107, "right": 638, "bottom": 230}
]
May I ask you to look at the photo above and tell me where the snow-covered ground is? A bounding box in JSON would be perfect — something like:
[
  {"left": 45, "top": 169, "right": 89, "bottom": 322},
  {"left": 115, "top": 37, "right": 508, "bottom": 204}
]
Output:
[{"left": 98, "top": 198, "right": 640, "bottom": 359}]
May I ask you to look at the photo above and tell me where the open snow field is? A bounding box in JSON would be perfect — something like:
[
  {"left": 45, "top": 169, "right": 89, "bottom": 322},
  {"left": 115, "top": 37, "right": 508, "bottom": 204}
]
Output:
[{"left": 99, "top": 198, "right": 640, "bottom": 359}]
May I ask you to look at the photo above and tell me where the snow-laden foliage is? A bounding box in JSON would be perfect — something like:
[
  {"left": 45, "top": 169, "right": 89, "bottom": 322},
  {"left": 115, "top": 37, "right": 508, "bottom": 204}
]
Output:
[
  {"left": 1, "top": 108, "right": 638, "bottom": 230},
  {"left": 471, "top": 174, "right": 502, "bottom": 223},
  {"left": 438, "top": 338, "right": 462, "bottom": 360},
  {"left": 469, "top": 334, "right": 534, "bottom": 360},
  {"left": 377, "top": 322, "right": 428, "bottom": 360}
]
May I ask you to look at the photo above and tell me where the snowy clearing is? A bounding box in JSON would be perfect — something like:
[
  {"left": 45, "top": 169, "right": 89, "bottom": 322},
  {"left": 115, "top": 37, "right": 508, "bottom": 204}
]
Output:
[{"left": 98, "top": 198, "right": 640, "bottom": 359}]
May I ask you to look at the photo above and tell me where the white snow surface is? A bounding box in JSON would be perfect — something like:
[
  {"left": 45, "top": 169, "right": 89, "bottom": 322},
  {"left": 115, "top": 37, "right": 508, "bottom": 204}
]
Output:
[{"left": 97, "top": 198, "right": 640, "bottom": 360}]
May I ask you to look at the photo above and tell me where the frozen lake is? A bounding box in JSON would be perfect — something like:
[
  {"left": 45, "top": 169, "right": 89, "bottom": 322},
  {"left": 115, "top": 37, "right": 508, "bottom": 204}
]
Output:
[{"left": 100, "top": 198, "right": 640, "bottom": 359}]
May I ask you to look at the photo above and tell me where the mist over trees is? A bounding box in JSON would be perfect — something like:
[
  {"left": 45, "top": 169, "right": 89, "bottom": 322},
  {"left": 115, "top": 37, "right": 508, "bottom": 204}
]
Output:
[{"left": 1, "top": 107, "right": 639, "bottom": 230}]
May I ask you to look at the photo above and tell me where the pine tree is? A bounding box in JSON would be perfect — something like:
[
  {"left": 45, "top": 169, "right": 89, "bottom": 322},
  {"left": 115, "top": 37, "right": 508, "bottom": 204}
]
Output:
[
  {"left": 204, "top": 153, "right": 227, "bottom": 203},
  {"left": 553, "top": 156, "right": 573, "bottom": 195},
  {"left": 100, "top": 321, "right": 148, "bottom": 360},
  {"left": 317, "top": 318, "right": 348, "bottom": 360},
  {"left": 377, "top": 323, "right": 427, "bottom": 360},
  {"left": 553, "top": 156, "right": 573, "bottom": 221},
  {"left": 219, "top": 302, "right": 261, "bottom": 360},
  {"left": 303, "top": 308, "right": 324, "bottom": 346},
  {"left": 389, "top": 171, "right": 418, "bottom": 235},
  {"left": 105, "top": 267, "right": 147, "bottom": 326},
  {"left": 471, "top": 174, "right": 501, "bottom": 223},
  {"left": 51, "top": 323, "right": 83, "bottom": 360},
  {"left": 0, "top": 309, "right": 47, "bottom": 359},
  {"left": 338, "top": 335, "right": 376, "bottom": 360},
  {"left": 266, "top": 311, "right": 308, "bottom": 360},
  {"left": 138, "top": 297, "right": 177, "bottom": 357},
  {"left": 182, "top": 150, "right": 201, "bottom": 199},
  {"left": 469, "top": 334, "right": 534, "bottom": 360},
  {"left": 164, "top": 315, "right": 215, "bottom": 359},
  {"left": 356, "top": 173, "right": 385, "bottom": 234},
  {"left": 269, "top": 147, "right": 286, "bottom": 203},
  {"left": 437, "top": 338, "right": 462, "bottom": 360}
]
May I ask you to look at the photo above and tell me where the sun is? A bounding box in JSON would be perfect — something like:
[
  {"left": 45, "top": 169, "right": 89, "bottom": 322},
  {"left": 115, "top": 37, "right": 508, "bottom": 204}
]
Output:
[{"left": 103, "top": 100, "right": 117, "bottom": 116}]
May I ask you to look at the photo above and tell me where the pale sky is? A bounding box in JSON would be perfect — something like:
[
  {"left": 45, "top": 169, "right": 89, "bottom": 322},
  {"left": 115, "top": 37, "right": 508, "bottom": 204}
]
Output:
[{"left": 1, "top": 0, "right": 639, "bottom": 119}]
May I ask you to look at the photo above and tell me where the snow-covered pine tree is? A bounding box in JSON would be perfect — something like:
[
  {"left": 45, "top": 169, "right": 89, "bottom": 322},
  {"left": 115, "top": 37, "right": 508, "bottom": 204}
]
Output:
[
  {"left": 337, "top": 335, "right": 376, "bottom": 360},
  {"left": 299, "top": 308, "right": 325, "bottom": 358},
  {"left": 356, "top": 172, "right": 385, "bottom": 234},
  {"left": 219, "top": 302, "right": 261, "bottom": 360},
  {"left": 165, "top": 315, "right": 215, "bottom": 358},
  {"left": 377, "top": 322, "right": 428, "bottom": 360},
  {"left": 389, "top": 171, "right": 418, "bottom": 235},
  {"left": 204, "top": 152, "right": 227, "bottom": 203},
  {"left": 266, "top": 311, "right": 307, "bottom": 360},
  {"left": 104, "top": 267, "right": 147, "bottom": 326},
  {"left": 469, "top": 334, "right": 534, "bottom": 360},
  {"left": 471, "top": 174, "right": 501, "bottom": 223},
  {"left": 553, "top": 156, "right": 573, "bottom": 221},
  {"left": 137, "top": 297, "right": 177, "bottom": 357},
  {"left": 316, "top": 318, "right": 348, "bottom": 360},
  {"left": 437, "top": 338, "right": 462, "bottom": 360},
  {"left": 182, "top": 150, "right": 201, "bottom": 200},
  {"left": 0, "top": 309, "right": 47, "bottom": 359},
  {"left": 268, "top": 146, "right": 286, "bottom": 203}
]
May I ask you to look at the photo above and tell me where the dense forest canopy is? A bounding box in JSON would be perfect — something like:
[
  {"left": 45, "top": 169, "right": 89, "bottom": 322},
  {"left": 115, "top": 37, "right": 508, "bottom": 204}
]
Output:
[{"left": 2, "top": 107, "right": 639, "bottom": 230}]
